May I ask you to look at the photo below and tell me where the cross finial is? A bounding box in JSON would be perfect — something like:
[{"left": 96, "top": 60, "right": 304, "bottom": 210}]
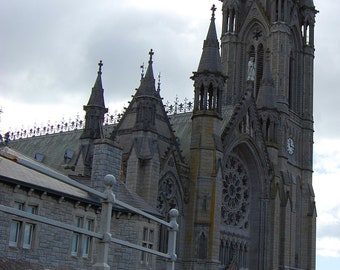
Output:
[
  {"left": 148, "top": 49, "right": 154, "bottom": 63},
  {"left": 211, "top": 4, "right": 217, "bottom": 18},
  {"left": 98, "top": 60, "right": 103, "bottom": 73}
]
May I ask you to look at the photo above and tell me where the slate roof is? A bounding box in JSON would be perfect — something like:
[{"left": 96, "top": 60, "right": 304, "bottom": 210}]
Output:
[
  {"left": 8, "top": 129, "right": 84, "bottom": 173},
  {"left": 169, "top": 112, "right": 193, "bottom": 162},
  {"left": 113, "top": 179, "right": 162, "bottom": 217},
  {"left": 197, "top": 7, "right": 222, "bottom": 74},
  {"left": 0, "top": 146, "right": 161, "bottom": 217},
  {"left": 8, "top": 126, "right": 115, "bottom": 173},
  {"left": 0, "top": 146, "right": 95, "bottom": 202}
]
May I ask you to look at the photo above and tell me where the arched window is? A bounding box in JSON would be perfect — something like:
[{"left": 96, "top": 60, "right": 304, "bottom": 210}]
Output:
[
  {"left": 219, "top": 240, "right": 225, "bottom": 264},
  {"left": 208, "top": 83, "right": 214, "bottom": 110},
  {"left": 225, "top": 9, "right": 230, "bottom": 32},
  {"left": 289, "top": 51, "right": 294, "bottom": 109},
  {"left": 157, "top": 173, "right": 182, "bottom": 253},
  {"left": 256, "top": 44, "right": 264, "bottom": 97},
  {"left": 199, "top": 84, "right": 205, "bottom": 110},
  {"left": 301, "top": 20, "right": 313, "bottom": 46},
  {"left": 274, "top": 0, "right": 286, "bottom": 21},
  {"left": 198, "top": 232, "right": 207, "bottom": 259},
  {"left": 232, "top": 9, "right": 236, "bottom": 32},
  {"left": 247, "top": 43, "right": 264, "bottom": 97},
  {"left": 306, "top": 24, "right": 310, "bottom": 45},
  {"left": 224, "top": 7, "right": 237, "bottom": 33}
]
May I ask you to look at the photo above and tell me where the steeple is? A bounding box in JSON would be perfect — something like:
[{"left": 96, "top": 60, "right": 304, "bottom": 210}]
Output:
[
  {"left": 192, "top": 5, "right": 225, "bottom": 115},
  {"left": 130, "top": 50, "right": 160, "bottom": 132},
  {"left": 86, "top": 60, "right": 106, "bottom": 108},
  {"left": 81, "top": 60, "right": 108, "bottom": 139},
  {"left": 197, "top": 4, "right": 222, "bottom": 73},
  {"left": 186, "top": 7, "right": 225, "bottom": 264},
  {"left": 256, "top": 49, "right": 276, "bottom": 109},
  {"left": 135, "top": 49, "right": 157, "bottom": 97}
]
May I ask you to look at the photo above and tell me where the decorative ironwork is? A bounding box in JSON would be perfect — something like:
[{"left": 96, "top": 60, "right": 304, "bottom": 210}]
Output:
[
  {"left": 164, "top": 96, "right": 194, "bottom": 115},
  {"left": 3, "top": 114, "right": 85, "bottom": 141},
  {"left": 2, "top": 97, "right": 193, "bottom": 141}
]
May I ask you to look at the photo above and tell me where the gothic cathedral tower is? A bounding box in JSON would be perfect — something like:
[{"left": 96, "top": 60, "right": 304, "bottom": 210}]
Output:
[
  {"left": 218, "top": 0, "right": 317, "bottom": 269},
  {"left": 185, "top": 5, "right": 226, "bottom": 269}
]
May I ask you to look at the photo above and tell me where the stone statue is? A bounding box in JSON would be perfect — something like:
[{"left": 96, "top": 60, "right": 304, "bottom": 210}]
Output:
[{"left": 247, "top": 57, "right": 256, "bottom": 81}]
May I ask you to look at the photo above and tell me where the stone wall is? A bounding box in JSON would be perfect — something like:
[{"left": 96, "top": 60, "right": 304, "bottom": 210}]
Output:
[{"left": 0, "top": 181, "right": 162, "bottom": 270}]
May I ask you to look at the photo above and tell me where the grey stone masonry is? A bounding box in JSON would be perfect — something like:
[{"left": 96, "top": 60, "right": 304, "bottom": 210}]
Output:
[
  {"left": 0, "top": 182, "right": 97, "bottom": 270},
  {"left": 91, "top": 138, "right": 122, "bottom": 192}
]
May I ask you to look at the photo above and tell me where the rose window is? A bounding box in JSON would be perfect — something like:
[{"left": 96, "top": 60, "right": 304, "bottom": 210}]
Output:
[{"left": 221, "top": 156, "right": 249, "bottom": 229}]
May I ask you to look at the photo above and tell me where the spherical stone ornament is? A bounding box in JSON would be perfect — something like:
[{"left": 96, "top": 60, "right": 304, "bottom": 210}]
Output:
[
  {"left": 221, "top": 156, "right": 250, "bottom": 229},
  {"left": 104, "top": 174, "right": 116, "bottom": 188},
  {"left": 169, "top": 208, "right": 179, "bottom": 218}
]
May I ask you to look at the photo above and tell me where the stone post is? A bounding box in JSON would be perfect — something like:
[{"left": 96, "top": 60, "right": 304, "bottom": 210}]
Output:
[
  {"left": 92, "top": 175, "right": 116, "bottom": 270},
  {"left": 167, "top": 209, "right": 179, "bottom": 270}
]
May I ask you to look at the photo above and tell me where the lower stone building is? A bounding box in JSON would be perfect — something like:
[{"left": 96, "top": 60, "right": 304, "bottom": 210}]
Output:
[{"left": 0, "top": 146, "right": 162, "bottom": 270}]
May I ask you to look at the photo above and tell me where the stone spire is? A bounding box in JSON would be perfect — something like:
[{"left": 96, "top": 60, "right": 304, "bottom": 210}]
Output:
[
  {"left": 135, "top": 49, "right": 157, "bottom": 97},
  {"left": 197, "top": 4, "right": 222, "bottom": 73},
  {"left": 81, "top": 60, "right": 108, "bottom": 139},
  {"left": 256, "top": 49, "right": 276, "bottom": 109},
  {"left": 86, "top": 60, "right": 106, "bottom": 108},
  {"left": 192, "top": 5, "right": 225, "bottom": 114}
]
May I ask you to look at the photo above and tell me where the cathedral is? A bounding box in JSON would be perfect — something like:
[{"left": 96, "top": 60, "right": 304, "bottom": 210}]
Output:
[{"left": 0, "top": 1, "right": 317, "bottom": 269}]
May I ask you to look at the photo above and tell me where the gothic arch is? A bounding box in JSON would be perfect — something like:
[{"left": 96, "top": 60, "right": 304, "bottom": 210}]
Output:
[
  {"left": 288, "top": 23, "right": 304, "bottom": 114},
  {"left": 222, "top": 0, "right": 241, "bottom": 34},
  {"left": 156, "top": 170, "right": 184, "bottom": 253},
  {"left": 239, "top": 19, "right": 268, "bottom": 96},
  {"left": 220, "top": 136, "right": 271, "bottom": 269},
  {"left": 157, "top": 170, "right": 184, "bottom": 214},
  {"left": 238, "top": 7, "right": 270, "bottom": 41},
  {"left": 291, "top": 18, "right": 304, "bottom": 49}
]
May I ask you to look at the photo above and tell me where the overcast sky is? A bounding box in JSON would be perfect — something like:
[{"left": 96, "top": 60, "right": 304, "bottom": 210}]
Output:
[{"left": 0, "top": 1, "right": 339, "bottom": 269}]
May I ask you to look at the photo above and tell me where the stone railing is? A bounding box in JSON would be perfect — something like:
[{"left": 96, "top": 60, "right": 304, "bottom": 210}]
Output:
[{"left": 1, "top": 97, "right": 193, "bottom": 142}]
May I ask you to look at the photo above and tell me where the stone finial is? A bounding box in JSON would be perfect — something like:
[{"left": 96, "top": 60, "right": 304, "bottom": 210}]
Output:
[
  {"left": 148, "top": 49, "right": 154, "bottom": 64},
  {"left": 104, "top": 174, "right": 116, "bottom": 189},
  {"left": 211, "top": 4, "right": 217, "bottom": 19},
  {"left": 98, "top": 60, "right": 103, "bottom": 74}
]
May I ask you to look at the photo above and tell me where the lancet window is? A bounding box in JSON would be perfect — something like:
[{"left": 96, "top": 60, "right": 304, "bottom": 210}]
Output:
[
  {"left": 301, "top": 19, "right": 314, "bottom": 46},
  {"left": 136, "top": 102, "right": 156, "bottom": 129},
  {"left": 156, "top": 172, "right": 182, "bottom": 253},
  {"left": 219, "top": 237, "right": 248, "bottom": 268},
  {"left": 223, "top": 5, "right": 237, "bottom": 33},
  {"left": 194, "top": 81, "right": 221, "bottom": 113},
  {"left": 248, "top": 43, "right": 264, "bottom": 97}
]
